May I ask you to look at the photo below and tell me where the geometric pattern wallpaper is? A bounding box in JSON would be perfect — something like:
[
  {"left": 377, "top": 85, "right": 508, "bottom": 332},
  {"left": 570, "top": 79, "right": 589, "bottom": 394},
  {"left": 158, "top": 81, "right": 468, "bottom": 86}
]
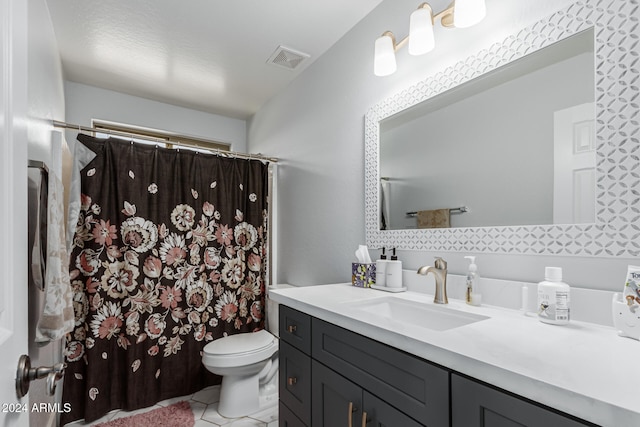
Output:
[{"left": 364, "top": 0, "right": 640, "bottom": 257}]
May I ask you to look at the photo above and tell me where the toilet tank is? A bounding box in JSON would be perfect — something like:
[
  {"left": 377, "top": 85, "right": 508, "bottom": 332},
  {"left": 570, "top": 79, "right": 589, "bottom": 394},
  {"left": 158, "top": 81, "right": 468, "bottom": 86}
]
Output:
[{"left": 266, "top": 284, "right": 293, "bottom": 337}]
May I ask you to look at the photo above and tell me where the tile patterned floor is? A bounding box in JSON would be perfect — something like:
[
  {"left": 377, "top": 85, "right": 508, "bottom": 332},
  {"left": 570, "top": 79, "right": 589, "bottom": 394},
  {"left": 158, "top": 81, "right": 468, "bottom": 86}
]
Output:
[{"left": 65, "top": 385, "right": 278, "bottom": 427}]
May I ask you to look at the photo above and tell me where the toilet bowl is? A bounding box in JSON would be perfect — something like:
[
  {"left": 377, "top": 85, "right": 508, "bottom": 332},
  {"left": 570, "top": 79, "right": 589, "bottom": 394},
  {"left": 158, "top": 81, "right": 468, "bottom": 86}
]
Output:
[
  {"left": 202, "top": 285, "right": 290, "bottom": 418},
  {"left": 203, "top": 329, "right": 278, "bottom": 417}
]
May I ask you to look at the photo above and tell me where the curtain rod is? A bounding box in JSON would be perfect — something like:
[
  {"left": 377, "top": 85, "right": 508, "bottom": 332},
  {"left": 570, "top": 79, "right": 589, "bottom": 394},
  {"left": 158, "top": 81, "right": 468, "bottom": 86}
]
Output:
[{"left": 52, "top": 120, "right": 278, "bottom": 163}]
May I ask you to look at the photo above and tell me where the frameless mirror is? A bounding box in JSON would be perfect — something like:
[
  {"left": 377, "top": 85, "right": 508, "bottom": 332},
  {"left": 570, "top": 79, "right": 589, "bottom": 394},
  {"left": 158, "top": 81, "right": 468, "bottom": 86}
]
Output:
[{"left": 379, "top": 29, "right": 594, "bottom": 230}]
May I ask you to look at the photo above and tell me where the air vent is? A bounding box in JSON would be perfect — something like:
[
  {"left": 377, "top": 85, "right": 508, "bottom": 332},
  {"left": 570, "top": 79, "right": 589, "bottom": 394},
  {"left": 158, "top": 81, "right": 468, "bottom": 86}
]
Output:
[{"left": 267, "top": 45, "right": 310, "bottom": 70}]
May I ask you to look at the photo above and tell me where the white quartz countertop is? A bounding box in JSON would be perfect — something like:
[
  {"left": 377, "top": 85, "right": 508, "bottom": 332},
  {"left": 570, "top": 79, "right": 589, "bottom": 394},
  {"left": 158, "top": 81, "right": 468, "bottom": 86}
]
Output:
[{"left": 269, "top": 283, "right": 639, "bottom": 427}]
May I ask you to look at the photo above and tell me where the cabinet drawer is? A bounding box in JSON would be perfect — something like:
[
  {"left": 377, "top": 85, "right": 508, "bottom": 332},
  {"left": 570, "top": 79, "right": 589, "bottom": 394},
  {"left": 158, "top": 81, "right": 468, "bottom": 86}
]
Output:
[
  {"left": 451, "top": 374, "right": 597, "bottom": 427},
  {"left": 312, "top": 318, "right": 449, "bottom": 426},
  {"left": 280, "top": 305, "right": 311, "bottom": 354},
  {"left": 279, "top": 340, "right": 311, "bottom": 426}
]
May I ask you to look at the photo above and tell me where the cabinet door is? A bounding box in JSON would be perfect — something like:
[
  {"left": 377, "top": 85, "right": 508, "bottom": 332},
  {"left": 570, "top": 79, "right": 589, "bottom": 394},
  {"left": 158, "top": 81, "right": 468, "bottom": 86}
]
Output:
[
  {"left": 363, "top": 391, "right": 425, "bottom": 427},
  {"left": 280, "top": 401, "right": 307, "bottom": 427},
  {"left": 312, "top": 318, "right": 449, "bottom": 426},
  {"left": 280, "top": 341, "right": 312, "bottom": 426},
  {"left": 312, "top": 360, "right": 362, "bottom": 427},
  {"left": 451, "top": 374, "right": 595, "bottom": 427}
]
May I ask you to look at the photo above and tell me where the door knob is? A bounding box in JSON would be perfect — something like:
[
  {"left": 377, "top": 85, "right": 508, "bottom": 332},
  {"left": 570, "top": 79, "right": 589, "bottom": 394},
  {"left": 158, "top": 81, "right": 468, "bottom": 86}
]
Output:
[{"left": 15, "top": 354, "right": 66, "bottom": 399}]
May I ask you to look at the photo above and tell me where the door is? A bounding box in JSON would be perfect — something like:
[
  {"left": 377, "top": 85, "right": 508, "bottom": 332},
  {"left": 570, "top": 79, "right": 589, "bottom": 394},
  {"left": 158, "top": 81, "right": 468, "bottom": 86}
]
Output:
[
  {"left": 553, "top": 103, "right": 596, "bottom": 224},
  {"left": 280, "top": 341, "right": 311, "bottom": 425},
  {"left": 0, "top": 0, "right": 30, "bottom": 425},
  {"left": 363, "top": 391, "right": 424, "bottom": 427},
  {"left": 312, "top": 361, "right": 362, "bottom": 427}
]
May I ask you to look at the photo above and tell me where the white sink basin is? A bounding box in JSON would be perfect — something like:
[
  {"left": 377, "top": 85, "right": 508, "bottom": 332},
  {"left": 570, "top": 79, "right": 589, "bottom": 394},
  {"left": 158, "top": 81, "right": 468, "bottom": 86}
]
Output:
[{"left": 348, "top": 297, "right": 489, "bottom": 331}]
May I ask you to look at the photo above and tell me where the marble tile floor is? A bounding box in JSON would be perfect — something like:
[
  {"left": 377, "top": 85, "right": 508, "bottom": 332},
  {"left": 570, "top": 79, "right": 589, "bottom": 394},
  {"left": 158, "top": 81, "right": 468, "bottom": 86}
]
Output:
[{"left": 65, "top": 385, "right": 278, "bottom": 427}]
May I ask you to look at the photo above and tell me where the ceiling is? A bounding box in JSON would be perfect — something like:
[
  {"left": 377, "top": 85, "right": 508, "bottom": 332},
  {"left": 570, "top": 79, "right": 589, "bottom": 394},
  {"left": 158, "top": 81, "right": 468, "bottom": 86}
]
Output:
[{"left": 46, "top": 0, "right": 385, "bottom": 120}]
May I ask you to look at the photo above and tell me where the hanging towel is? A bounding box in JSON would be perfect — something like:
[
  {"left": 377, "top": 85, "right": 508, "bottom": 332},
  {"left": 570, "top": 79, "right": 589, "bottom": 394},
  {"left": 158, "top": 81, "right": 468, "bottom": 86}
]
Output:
[
  {"left": 35, "top": 169, "right": 74, "bottom": 343},
  {"left": 29, "top": 168, "right": 48, "bottom": 290},
  {"left": 380, "top": 180, "right": 391, "bottom": 230},
  {"left": 417, "top": 208, "right": 451, "bottom": 229}
]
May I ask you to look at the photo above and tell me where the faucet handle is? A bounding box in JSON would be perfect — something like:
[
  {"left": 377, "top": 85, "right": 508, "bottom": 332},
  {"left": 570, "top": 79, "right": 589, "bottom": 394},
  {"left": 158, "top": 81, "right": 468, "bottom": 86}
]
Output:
[{"left": 434, "top": 257, "right": 447, "bottom": 270}]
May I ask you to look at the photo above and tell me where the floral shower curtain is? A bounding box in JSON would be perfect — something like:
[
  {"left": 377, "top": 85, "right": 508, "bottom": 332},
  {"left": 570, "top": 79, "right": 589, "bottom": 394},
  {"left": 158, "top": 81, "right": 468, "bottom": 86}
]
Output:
[{"left": 61, "top": 134, "right": 269, "bottom": 424}]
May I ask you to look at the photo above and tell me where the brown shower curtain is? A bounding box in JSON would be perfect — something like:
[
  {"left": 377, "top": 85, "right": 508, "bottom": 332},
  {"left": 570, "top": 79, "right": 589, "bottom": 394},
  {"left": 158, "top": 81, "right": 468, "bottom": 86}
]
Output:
[{"left": 61, "top": 134, "right": 269, "bottom": 424}]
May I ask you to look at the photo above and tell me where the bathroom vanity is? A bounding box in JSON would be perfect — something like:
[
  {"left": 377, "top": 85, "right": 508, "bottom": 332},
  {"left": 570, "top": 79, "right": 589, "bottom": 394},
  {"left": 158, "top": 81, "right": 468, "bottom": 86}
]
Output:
[{"left": 272, "top": 284, "right": 640, "bottom": 427}]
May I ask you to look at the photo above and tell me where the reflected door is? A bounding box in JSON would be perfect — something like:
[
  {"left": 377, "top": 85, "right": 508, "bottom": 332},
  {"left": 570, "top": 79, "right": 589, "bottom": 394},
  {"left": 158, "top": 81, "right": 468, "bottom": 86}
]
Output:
[{"left": 553, "top": 103, "right": 596, "bottom": 224}]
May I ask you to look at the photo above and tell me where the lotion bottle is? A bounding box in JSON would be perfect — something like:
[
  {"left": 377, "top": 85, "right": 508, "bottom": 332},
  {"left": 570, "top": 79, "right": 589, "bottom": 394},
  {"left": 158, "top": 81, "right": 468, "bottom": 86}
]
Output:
[
  {"left": 386, "top": 248, "right": 403, "bottom": 288},
  {"left": 537, "top": 267, "right": 570, "bottom": 325},
  {"left": 464, "top": 256, "right": 482, "bottom": 306},
  {"left": 375, "top": 247, "right": 388, "bottom": 287}
]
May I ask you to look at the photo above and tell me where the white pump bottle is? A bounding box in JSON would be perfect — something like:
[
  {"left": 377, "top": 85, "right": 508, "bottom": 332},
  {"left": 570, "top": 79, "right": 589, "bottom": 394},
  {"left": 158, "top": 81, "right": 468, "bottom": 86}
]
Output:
[{"left": 464, "top": 256, "right": 482, "bottom": 306}]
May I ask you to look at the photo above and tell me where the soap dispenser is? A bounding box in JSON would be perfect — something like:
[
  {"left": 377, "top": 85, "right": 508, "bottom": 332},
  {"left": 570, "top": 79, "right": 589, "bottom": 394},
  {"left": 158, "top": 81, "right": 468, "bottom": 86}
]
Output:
[
  {"left": 386, "top": 248, "right": 403, "bottom": 289},
  {"left": 464, "top": 256, "right": 482, "bottom": 306},
  {"left": 375, "top": 247, "right": 388, "bottom": 287}
]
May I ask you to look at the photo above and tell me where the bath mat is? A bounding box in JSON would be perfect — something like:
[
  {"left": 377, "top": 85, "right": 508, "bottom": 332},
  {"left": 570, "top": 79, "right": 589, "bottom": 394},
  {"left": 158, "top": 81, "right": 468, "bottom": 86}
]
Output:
[{"left": 94, "top": 401, "right": 194, "bottom": 427}]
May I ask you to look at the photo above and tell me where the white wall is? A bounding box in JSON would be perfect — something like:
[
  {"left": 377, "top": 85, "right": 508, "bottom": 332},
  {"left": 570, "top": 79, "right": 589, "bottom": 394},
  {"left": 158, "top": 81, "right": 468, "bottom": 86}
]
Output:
[
  {"left": 26, "top": 1, "right": 67, "bottom": 426},
  {"left": 64, "top": 81, "right": 247, "bottom": 153},
  {"left": 248, "top": 0, "right": 636, "bottom": 291}
]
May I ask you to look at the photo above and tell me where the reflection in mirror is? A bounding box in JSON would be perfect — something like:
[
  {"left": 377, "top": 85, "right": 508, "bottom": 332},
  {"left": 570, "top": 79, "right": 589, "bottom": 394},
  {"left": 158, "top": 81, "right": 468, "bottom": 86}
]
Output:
[{"left": 380, "top": 29, "right": 594, "bottom": 230}]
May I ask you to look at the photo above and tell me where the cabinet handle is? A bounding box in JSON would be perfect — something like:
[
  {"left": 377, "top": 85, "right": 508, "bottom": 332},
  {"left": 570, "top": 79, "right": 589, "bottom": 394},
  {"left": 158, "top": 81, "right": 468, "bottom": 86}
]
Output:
[
  {"left": 287, "top": 376, "right": 297, "bottom": 386},
  {"left": 361, "top": 411, "right": 368, "bottom": 427},
  {"left": 347, "top": 401, "right": 357, "bottom": 427},
  {"left": 287, "top": 324, "right": 297, "bottom": 333}
]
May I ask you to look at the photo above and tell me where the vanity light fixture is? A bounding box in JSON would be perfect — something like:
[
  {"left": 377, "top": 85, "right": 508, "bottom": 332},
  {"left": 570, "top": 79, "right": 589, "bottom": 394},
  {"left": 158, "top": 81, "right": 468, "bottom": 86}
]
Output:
[{"left": 374, "top": 0, "right": 487, "bottom": 76}]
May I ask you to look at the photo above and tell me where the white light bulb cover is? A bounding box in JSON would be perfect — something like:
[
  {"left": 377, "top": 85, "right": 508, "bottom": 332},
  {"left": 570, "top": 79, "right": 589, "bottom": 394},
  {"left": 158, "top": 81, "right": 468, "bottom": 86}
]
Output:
[
  {"left": 454, "top": 0, "right": 486, "bottom": 28},
  {"left": 408, "top": 7, "right": 435, "bottom": 56},
  {"left": 374, "top": 34, "right": 397, "bottom": 76}
]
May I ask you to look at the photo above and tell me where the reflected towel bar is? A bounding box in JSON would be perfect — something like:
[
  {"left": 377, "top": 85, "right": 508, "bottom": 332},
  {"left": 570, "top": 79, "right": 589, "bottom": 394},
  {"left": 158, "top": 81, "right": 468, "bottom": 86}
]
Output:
[
  {"left": 406, "top": 206, "right": 468, "bottom": 217},
  {"left": 28, "top": 160, "right": 49, "bottom": 174}
]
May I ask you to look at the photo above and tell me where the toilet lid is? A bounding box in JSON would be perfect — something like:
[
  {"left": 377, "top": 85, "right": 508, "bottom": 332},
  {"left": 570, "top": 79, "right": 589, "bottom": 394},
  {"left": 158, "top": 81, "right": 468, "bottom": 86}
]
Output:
[{"left": 204, "top": 330, "right": 275, "bottom": 356}]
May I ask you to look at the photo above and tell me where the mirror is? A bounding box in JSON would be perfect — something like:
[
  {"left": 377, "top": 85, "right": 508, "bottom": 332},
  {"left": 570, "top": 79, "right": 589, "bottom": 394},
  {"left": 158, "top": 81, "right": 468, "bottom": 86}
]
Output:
[
  {"left": 380, "top": 30, "right": 594, "bottom": 230},
  {"left": 364, "top": 2, "right": 639, "bottom": 257}
]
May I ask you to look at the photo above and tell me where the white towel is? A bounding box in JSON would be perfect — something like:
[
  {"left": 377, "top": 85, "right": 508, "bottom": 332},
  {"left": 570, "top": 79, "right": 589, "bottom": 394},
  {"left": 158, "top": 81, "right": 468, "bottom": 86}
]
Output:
[
  {"left": 380, "top": 180, "right": 391, "bottom": 230},
  {"left": 35, "top": 170, "right": 74, "bottom": 343}
]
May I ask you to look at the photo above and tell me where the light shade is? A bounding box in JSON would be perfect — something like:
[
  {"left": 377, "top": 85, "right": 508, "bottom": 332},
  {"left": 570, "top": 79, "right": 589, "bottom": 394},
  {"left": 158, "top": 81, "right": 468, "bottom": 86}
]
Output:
[
  {"left": 408, "top": 6, "right": 435, "bottom": 56},
  {"left": 374, "top": 34, "right": 397, "bottom": 76},
  {"left": 453, "top": 0, "right": 486, "bottom": 28}
]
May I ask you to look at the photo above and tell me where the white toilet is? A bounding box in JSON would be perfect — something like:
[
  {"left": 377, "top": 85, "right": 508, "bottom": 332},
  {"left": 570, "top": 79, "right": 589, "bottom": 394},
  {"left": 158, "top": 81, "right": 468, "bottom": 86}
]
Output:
[{"left": 202, "top": 287, "right": 286, "bottom": 418}]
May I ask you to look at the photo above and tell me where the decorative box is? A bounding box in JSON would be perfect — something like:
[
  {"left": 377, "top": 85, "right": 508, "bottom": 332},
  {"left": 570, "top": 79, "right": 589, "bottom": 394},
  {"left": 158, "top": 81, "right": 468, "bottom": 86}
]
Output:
[{"left": 352, "top": 262, "right": 376, "bottom": 288}]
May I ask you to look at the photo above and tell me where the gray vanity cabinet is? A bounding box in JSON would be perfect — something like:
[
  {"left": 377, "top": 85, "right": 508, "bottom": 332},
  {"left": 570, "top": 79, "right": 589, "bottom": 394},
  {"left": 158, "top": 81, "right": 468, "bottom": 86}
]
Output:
[
  {"left": 278, "top": 305, "right": 595, "bottom": 427},
  {"left": 451, "top": 374, "right": 596, "bottom": 427},
  {"left": 279, "top": 305, "right": 447, "bottom": 427}
]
